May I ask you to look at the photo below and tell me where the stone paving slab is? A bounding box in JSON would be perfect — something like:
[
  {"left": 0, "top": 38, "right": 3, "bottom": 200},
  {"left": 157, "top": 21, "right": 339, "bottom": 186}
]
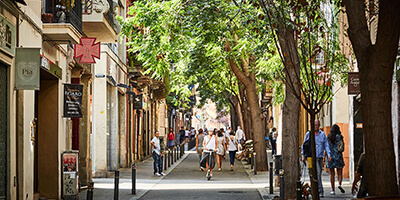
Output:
[{"left": 78, "top": 145, "right": 190, "bottom": 200}]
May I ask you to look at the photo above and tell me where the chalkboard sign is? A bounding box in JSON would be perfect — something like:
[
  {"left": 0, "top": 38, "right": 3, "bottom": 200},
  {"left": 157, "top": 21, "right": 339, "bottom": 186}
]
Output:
[{"left": 64, "top": 84, "right": 83, "bottom": 118}]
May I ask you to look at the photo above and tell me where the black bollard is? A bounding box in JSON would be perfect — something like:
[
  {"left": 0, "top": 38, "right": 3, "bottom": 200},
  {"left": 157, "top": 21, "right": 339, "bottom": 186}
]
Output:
[
  {"left": 269, "top": 162, "right": 273, "bottom": 194},
  {"left": 114, "top": 171, "right": 119, "bottom": 200},
  {"left": 253, "top": 152, "right": 257, "bottom": 175},
  {"left": 164, "top": 151, "right": 167, "bottom": 170},
  {"left": 87, "top": 181, "right": 94, "bottom": 200},
  {"left": 296, "top": 181, "right": 302, "bottom": 200},
  {"left": 250, "top": 153, "right": 253, "bottom": 169},
  {"left": 176, "top": 146, "right": 178, "bottom": 161},
  {"left": 279, "top": 169, "right": 284, "bottom": 200},
  {"left": 170, "top": 149, "right": 174, "bottom": 165},
  {"left": 132, "top": 163, "right": 136, "bottom": 195},
  {"left": 174, "top": 147, "right": 177, "bottom": 162},
  {"left": 168, "top": 150, "right": 171, "bottom": 168},
  {"left": 177, "top": 146, "right": 180, "bottom": 160}
]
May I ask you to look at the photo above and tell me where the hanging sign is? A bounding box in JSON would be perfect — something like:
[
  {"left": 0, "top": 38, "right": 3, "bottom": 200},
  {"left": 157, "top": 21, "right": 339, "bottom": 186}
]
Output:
[
  {"left": 14, "top": 48, "right": 40, "bottom": 90},
  {"left": 0, "top": 15, "right": 16, "bottom": 56},
  {"left": 348, "top": 72, "right": 360, "bottom": 95},
  {"left": 74, "top": 38, "right": 100, "bottom": 64},
  {"left": 64, "top": 84, "right": 83, "bottom": 118}
]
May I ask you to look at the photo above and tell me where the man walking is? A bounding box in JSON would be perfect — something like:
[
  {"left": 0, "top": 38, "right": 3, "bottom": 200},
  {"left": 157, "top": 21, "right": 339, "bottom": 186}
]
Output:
[
  {"left": 301, "top": 120, "right": 331, "bottom": 197},
  {"left": 150, "top": 131, "right": 165, "bottom": 176},
  {"left": 179, "top": 126, "right": 185, "bottom": 144},
  {"left": 235, "top": 126, "right": 245, "bottom": 144},
  {"left": 270, "top": 127, "right": 277, "bottom": 155}
]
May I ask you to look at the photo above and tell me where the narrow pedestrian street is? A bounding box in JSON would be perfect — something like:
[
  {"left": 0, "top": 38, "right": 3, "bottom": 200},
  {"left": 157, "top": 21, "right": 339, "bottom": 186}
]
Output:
[
  {"left": 140, "top": 151, "right": 261, "bottom": 200},
  {"left": 79, "top": 148, "right": 354, "bottom": 200}
]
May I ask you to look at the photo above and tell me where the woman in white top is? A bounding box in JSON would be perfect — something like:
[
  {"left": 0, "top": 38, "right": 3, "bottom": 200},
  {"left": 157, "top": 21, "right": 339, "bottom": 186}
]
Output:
[
  {"left": 216, "top": 130, "right": 226, "bottom": 171},
  {"left": 227, "top": 132, "right": 239, "bottom": 171},
  {"left": 203, "top": 129, "right": 218, "bottom": 177}
]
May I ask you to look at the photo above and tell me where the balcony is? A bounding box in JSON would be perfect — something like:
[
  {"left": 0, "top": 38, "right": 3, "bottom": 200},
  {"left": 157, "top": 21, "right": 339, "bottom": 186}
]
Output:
[
  {"left": 82, "top": 0, "right": 121, "bottom": 43},
  {"left": 42, "top": 0, "right": 82, "bottom": 44}
]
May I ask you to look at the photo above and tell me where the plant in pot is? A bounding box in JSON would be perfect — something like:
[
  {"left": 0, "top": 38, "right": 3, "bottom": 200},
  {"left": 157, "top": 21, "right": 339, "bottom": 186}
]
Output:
[
  {"left": 42, "top": 13, "right": 53, "bottom": 23},
  {"left": 55, "top": 0, "right": 75, "bottom": 23}
]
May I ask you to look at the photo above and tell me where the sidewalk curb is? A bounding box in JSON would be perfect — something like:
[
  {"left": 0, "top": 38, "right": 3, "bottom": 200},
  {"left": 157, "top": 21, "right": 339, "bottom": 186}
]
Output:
[
  {"left": 241, "top": 159, "right": 279, "bottom": 200},
  {"left": 129, "top": 148, "right": 192, "bottom": 200}
]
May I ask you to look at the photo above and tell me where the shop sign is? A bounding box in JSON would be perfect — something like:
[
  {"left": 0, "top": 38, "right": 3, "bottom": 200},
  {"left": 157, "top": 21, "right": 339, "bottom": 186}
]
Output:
[
  {"left": 63, "top": 84, "right": 83, "bottom": 118},
  {"left": 14, "top": 48, "right": 40, "bottom": 90},
  {"left": 348, "top": 72, "right": 360, "bottom": 95},
  {"left": 0, "top": 15, "right": 16, "bottom": 56},
  {"left": 133, "top": 94, "right": 143, "bottom": 109},
  {"left": 41, "top": 56, "right": 50, "bottom": 70},
  {"left": 74, "top": 38, "right": 100, "bottom": 64}
]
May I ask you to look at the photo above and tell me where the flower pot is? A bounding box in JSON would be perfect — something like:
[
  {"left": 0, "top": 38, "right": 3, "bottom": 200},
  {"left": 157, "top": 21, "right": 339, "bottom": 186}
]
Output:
[{"left": 42, "top": 13, "right": 53, "bottom": 23}]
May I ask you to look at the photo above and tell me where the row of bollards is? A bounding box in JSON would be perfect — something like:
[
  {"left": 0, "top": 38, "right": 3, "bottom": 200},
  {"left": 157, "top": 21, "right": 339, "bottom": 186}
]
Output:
[{"left": 85, "top": 143, "right": 186, "bottom": 200}]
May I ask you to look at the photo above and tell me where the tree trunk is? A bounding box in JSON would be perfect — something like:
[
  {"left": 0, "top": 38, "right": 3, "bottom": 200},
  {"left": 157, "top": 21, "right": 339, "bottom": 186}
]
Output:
[
  {"left": 239, "top": 83, "right": 252, "bottom": 140},
  {"left": 344, "top": 0, "right": 400, "bottom": 196},
  {"left": 309, "top": 114, "right": 319, "bottom": 200},
  {"left": 274, "top": 17, "right": 302, "bottom": 199},
  {"left": 245, "top": 72, "right": 268, "bottom": 171}
]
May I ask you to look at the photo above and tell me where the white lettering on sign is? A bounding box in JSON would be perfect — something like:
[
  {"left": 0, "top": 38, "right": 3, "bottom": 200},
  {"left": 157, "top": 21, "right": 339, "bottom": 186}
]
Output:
[
  {"left": 350, "top": 76, "right": 359, "bottom": 87},
  {"left": 17, "top": 62, "right": 38, "bottom": 82}
]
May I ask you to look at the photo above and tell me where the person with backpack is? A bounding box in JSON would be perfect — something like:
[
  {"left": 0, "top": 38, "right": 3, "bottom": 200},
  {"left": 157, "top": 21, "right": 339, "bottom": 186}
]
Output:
[
  {"left": 326, "top": 124, "right": 346, "bottom": 195},
  {"left": 301, "top": 119, "right": 331, "bottom": 197}
]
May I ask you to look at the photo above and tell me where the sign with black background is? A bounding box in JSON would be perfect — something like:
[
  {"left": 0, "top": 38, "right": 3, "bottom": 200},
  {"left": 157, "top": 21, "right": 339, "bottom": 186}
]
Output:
[{"left": 64, "top": 84, "right": 83, "bottom": 118}]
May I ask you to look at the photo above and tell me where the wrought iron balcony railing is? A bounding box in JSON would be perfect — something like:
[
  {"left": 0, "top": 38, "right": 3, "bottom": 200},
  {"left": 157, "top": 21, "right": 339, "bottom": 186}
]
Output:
[{"left": 42, "top": 0, "right": 83, "bottom": 33}]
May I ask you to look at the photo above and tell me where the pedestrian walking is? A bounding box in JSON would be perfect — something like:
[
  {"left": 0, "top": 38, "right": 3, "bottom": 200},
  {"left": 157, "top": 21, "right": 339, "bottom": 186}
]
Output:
[
  {"left": 179, "top": 126, "right": 185, "bottom": 144},
  {"left": 301, "top": 119, "right": 331, "bottom": 197},
  {"left": 196, "top": 128, "right": 205, "bottom": 171},
  {"left": 200, "top": 129, "right": 217, "bottom": 178},
  {"left": 227, "top": 131, "right": 238, "bottom": 171},
  {"left": 167, "top": 128, "right": 175, "bottom": 149},
  {"left": 150, "top": 131, "right": 165, "bottom": 176},
  {"left": 185, "top": 129, "right": 190, "bottom": 143},
  {"left": 270, "top": 127, "right": 278, "bottom": 155},
  {"left": 190, "top": 127, "right": 196, "bottom": 140},
  {"left": 216, "top": 130, "right": 226, "bottom": 171},
  {"left": 327, "top": 124, "right": 346, "bottom": 195},
  {"left": 235, "top": 126, "right": 245, "bottom": 145}
]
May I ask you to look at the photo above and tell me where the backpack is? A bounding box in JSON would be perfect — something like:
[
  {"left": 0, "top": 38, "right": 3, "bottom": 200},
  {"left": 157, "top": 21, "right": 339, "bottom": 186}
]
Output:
[
  {"left": 338, "top": 136, "right": 345, "bottom": 152},
  {"left": 302, "top": 133, "right": 312, "bottom": 158}
]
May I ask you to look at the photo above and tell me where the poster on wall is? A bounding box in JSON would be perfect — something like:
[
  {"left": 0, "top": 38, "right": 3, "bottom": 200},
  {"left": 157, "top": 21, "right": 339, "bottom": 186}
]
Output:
[
  {"left": 62, "top": 151, "right": 79, "bottom": 197},
  {"left": 14, "top": 48, "right": 40, "bottom": 90},
  {"left": 63, "top": 84, "right": 83, "bottom": 118}
]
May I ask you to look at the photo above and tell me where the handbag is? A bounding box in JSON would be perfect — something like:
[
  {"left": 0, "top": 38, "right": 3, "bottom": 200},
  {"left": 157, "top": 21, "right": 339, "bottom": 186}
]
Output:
[{"left": 338, "top": 136, "right": 345, "bottom": 152}]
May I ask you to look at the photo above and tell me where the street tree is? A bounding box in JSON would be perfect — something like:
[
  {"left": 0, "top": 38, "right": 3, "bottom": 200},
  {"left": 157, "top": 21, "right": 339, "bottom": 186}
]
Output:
[
  {"left": 342, "top": 0, "right": 400, "bottom": 196},
  {"left": 258, "top": 0, "right": 348, "bottom": 198}
]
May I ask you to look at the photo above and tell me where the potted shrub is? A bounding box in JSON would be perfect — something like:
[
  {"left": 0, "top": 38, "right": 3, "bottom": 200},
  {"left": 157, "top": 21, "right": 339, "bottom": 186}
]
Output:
[{"left": 42, "top": 13, "right": 53, "bottom": 23}]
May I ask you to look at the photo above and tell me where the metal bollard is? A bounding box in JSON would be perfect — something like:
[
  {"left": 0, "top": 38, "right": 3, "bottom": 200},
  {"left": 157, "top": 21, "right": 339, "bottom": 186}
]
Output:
[
  {"left": 170, "top": 149, "right": 174, "bottom": 165},
  {"left": 250, "top": 152, "right": 253, "bottom": 169},
  {"left": 180, "top": 144, "right": 183, "bottom": 157},
  {"left": 168, "top": 150, "right": 171, "bottom": 168},
  {"left": 253, "top": 152, "right": 257, "bottom": 175},
  {"left": 279, "top": 169, "right": 284, "bottom": 200},
  {"left": 114, "top": 171, "right": 119, "bottom": 200},
  {"left": 164, "top": 152, "right": 167, "bottom": 170},
  {"left": 296, "top": 181, "right": 302, "bottom": 200},
  {"left": 174, "top": 147, "right": 177, "bottom": 162},
  {"left": 176, "top": 146, "right": 179, "bottom": 161},
  {"left": 87, "top": 181, "right": 94, "bottom": 200},
  {"left": 132, "top": 163, "right": 136, "bottom": 195},
  {"left": 269, "top": 162, "right": 273, "bottom": 194},
  {"left": 177, "top": 146, "right": 180, "bottom": 160}
]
